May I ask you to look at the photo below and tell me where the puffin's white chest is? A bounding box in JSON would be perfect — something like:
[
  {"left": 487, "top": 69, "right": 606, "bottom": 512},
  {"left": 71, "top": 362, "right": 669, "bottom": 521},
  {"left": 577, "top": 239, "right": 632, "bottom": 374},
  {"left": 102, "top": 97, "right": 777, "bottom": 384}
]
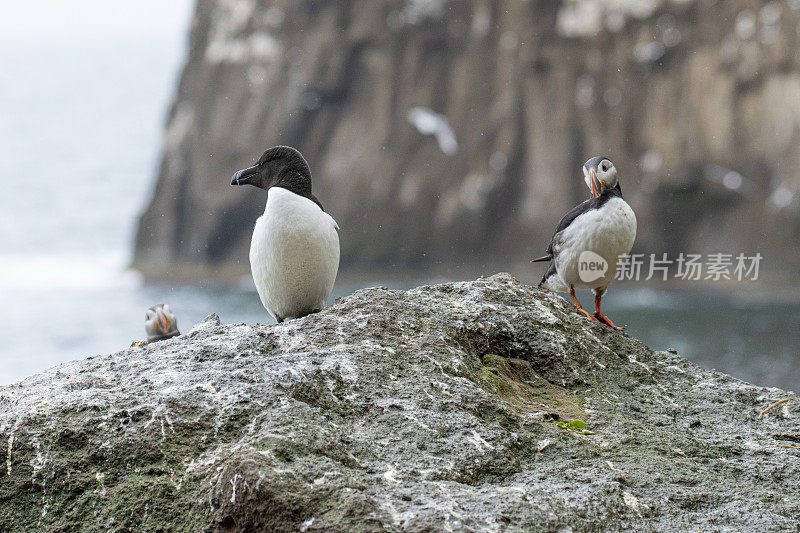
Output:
[
  {"left": 249, "top": 187, "right": 340, "bottom": 320},
  {"left": 554, "top": 197, "right": 637, "bottom": 290}
]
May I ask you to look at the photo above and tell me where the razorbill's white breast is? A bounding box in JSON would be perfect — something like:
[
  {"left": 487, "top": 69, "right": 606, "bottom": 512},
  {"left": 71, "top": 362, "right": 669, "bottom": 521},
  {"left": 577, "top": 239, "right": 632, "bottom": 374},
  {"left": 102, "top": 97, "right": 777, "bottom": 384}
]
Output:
[
  {"left": 532, "top": 156, "right": 636, "bottom": 330},
  {"left": 145, "top": 304, "right": 180, "bottom": 342},
  {"left": 231, "top": 146, "right": 340, "bottom": 322}
]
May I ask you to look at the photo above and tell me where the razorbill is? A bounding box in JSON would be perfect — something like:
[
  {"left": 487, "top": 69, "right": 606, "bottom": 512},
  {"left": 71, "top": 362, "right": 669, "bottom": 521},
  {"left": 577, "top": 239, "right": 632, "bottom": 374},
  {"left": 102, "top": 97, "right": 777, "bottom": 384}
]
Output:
[
  {"left": 145, "top": 304, "right": 180, "bottom": 342},
  {"left": 231, "top": 146, "right": 340, "bottom": 322},
  {"left": 532, "top": 156, "right": 636, "bottom": 330}
]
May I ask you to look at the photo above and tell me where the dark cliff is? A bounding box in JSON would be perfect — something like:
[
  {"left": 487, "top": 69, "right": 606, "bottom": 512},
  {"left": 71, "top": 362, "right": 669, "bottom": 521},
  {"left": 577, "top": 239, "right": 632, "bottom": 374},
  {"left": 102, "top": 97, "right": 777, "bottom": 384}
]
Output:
[
  {"left": 1, "top": 275, "right": 798, "bottom": 530},
  {"left": 133, "top": 0, "right": 800, "bottom": 281}
]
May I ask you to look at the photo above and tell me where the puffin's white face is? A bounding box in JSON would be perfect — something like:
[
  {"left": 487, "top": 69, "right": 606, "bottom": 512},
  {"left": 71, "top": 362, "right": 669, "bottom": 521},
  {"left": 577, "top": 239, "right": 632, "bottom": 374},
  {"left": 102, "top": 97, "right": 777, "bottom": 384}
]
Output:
[
  {"left": 583, "top": 157, "right": 618, "bottom": 198},
  {"left": 145, "top": 304, "right": 178, "bottom": 339}
]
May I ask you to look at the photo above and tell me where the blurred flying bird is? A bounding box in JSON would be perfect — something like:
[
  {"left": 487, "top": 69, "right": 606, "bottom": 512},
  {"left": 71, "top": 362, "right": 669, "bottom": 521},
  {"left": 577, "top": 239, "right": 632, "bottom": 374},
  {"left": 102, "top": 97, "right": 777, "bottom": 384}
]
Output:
[
  {"left": 231, "top": 146, "right": 340, "bottom": 322},
  {"left": 532, "top": 156, "right": 636, "bottom": 330},
  {"left": 145, "top": 304, "right": 180, "bottom": 341}
]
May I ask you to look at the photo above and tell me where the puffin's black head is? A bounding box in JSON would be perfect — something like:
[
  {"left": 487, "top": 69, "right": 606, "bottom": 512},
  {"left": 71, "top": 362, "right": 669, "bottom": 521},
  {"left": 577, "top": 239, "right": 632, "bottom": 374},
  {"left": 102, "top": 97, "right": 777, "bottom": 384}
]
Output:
[
  {"left": 582, "top": 156, "right": 618, "bottom": 198},
  {"left": 230, "top": 146, "right": 312, "bottom": 194}
]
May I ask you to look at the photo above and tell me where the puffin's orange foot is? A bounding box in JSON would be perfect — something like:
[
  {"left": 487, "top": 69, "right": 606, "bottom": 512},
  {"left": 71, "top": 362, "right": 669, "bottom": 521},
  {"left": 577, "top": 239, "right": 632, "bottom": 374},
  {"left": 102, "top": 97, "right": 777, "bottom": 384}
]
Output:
[
  {"left": 594, "top": 312, "right": 624, "bottom": 331},
  {"left": 578, "top": 308, "right": 600, "bottom": 322}
]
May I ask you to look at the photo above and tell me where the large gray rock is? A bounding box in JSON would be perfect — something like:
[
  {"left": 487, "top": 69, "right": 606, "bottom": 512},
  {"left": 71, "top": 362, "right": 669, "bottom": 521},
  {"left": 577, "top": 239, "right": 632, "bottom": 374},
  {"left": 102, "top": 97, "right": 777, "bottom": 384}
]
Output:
[
  {"left": 1, "top": 274, "right": 797, "bottom": 531},
  {"left": 133, "top": 0, "right": 800, "bottom": 281}
]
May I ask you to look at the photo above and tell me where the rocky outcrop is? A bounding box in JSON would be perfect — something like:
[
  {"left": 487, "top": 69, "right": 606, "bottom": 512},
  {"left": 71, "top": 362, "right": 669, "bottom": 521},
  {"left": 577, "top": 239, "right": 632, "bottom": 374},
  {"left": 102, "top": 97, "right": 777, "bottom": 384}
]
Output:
[
  {"left": 1, "top": 274, "right": 797, "bottom": 531},
  {"left": 133, "top": 0, "right": 800, "bottom": 281}
]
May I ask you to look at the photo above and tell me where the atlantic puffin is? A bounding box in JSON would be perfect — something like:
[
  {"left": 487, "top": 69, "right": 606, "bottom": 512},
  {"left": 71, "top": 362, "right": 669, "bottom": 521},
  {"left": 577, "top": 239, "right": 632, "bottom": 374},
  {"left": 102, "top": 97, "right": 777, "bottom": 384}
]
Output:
[
  {"left": 532, "top": 156, "right": 636, "bottom": 330},
  {"left": 145, "top": 304, "right": 180, "bottom": 342},
  {"left": 231, "top": 146, "right": 340, "bottom": 322}
]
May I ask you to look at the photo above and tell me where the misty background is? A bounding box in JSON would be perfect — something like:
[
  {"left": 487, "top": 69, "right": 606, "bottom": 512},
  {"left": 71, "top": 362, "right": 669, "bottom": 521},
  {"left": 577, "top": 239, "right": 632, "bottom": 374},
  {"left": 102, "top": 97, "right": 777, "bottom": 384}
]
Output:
[{"left": 1, "top": 0, "right": 799, "bottom": 390}]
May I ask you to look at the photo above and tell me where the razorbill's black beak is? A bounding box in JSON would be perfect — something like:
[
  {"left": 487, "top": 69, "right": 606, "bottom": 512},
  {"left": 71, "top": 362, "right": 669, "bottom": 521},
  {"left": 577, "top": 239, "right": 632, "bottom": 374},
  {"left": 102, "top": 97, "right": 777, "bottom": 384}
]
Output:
[{"left": 231, "top": 164, "right": 259, "bottom": 186}]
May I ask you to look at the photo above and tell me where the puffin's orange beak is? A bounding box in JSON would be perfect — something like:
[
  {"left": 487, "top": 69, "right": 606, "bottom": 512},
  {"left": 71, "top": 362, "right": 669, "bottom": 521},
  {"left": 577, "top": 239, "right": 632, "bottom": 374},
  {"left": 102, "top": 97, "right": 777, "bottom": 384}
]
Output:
[
  {"left": 157, "top": 310, "right": 169, "bottom": 333},
  {"left": 590, "top": 169, "right": 599, "bottom": 199}
]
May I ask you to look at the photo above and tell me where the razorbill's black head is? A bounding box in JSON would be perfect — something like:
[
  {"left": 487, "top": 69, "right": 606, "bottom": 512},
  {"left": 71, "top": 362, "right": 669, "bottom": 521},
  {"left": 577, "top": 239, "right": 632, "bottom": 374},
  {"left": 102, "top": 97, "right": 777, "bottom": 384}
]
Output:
[
  {"left": 582, "top": 156, "right": 618, "bottom": 199},
  {"left": 145, "top": 304, "right": 180, "bottom": 342},
  {"left": 231, "top": 146, "right": 322, "bottom": 208}
]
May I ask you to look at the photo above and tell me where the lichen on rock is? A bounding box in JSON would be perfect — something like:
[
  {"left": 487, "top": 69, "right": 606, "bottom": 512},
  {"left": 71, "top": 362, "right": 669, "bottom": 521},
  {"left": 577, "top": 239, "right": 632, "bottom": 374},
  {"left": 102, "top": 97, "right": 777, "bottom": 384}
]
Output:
[{"left": 1, "top": 274, "right": 797, "bottom": 531}]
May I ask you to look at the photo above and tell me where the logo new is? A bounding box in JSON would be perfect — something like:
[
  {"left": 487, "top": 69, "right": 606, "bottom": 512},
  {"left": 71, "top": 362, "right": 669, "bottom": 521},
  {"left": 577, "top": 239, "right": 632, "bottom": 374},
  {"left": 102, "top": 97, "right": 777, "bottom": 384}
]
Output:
[{"left": 578, "top": 251, "right": 608, "bottom": 282}]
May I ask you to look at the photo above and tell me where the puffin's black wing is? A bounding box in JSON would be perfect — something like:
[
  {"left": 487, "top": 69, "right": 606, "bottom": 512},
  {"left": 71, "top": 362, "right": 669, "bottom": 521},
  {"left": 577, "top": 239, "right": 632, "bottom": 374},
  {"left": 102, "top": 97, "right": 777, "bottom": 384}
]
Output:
[
  {"left": 534, "top": 185, "right": 624, "bottom": 287},
  {"left": 534, "top": 185, "right": 622, "bottom": 260},
  {"left": 544, "top": 197, "right": 597, "bottom": 257},
  {"left": 534, "top": 197, "right": 596, "bottom": 286}
]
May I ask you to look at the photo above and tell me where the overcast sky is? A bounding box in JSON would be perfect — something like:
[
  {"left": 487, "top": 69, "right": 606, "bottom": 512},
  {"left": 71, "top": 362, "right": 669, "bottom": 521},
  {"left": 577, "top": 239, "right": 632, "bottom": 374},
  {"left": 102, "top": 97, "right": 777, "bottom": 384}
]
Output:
[{"left": 0, "top": 0, "right": 194, "bottom": 42}]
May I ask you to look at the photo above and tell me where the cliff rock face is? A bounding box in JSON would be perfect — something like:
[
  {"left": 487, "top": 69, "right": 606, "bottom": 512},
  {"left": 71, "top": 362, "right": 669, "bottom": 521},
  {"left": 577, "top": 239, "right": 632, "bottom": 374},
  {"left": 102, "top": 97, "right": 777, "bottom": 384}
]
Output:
[
  {"left": 1, "top": 274, "right": 798, "bottom": 531},
  {"left": 133, "top": 0, "right": 800, "bottom": 281}
]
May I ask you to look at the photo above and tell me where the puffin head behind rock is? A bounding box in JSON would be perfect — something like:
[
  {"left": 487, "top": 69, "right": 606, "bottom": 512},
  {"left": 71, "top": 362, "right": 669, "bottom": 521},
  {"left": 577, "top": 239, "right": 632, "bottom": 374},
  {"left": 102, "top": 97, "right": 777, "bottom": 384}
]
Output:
[
  {"left": 145, "top": 304, "right": 180, "bottom": 342},
  {"left": 582, "top": 156, "right": 619, "bottom": 199}
]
